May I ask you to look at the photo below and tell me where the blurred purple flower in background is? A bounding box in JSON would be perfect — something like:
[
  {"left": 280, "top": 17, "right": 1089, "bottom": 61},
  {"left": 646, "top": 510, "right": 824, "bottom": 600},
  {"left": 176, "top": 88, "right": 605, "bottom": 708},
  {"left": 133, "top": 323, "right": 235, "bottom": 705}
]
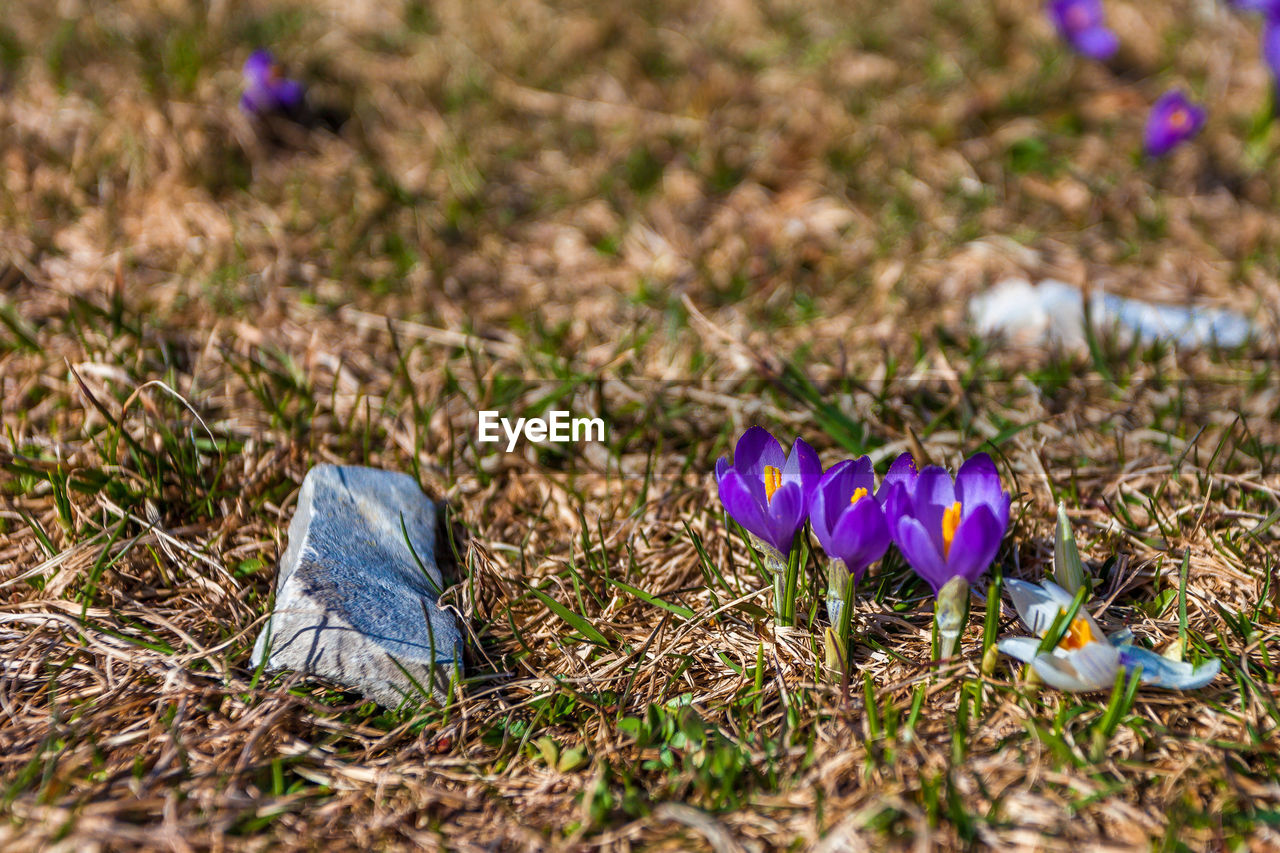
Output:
[
  {"left": 715, "top": 427, "right": 821, "bottom": 559},
  {"left": 1144, "top": 90, "right": 1206, "bottom": 157},
  {"left": 1231, "top": 0, "right": 1280, "bottom": 14},
  {"left": 1047, "top": 0, "right": 1119, "bottom": 60},
  {"left": 241, "top": 50, "right": 305, "bottom": 115},
  {"left": 884, "top": 453, "right": 1010, "bottom": 593},
  {"left": 1265, "top": 17, "right": 1280, "bottom": 82}
]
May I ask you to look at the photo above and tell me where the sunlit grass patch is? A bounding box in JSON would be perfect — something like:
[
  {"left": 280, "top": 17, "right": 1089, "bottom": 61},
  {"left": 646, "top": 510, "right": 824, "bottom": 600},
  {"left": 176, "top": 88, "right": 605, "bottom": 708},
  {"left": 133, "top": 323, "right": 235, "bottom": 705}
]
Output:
[{"left": 2, "top": 0, "right": 1280, "bottom": 848}]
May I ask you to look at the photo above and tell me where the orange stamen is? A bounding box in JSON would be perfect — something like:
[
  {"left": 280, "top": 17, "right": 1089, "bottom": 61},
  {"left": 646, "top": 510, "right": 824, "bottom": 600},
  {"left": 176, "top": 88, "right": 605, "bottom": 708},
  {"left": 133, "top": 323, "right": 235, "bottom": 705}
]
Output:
[
  {"left": 941, "top": 501, "right": 963, "bottom": 558},
  {"left": 849, "top": 487, "right": 868, "bottom": 506},
  {"left": 1169, "top": 108, "right": 1189, "bottom": 130},
  {"left": 1058, "top": 615, "right": 1096, "bottom": 651},
  {"left": 763, "top": 466, "right": 782, "bottom": 503}
]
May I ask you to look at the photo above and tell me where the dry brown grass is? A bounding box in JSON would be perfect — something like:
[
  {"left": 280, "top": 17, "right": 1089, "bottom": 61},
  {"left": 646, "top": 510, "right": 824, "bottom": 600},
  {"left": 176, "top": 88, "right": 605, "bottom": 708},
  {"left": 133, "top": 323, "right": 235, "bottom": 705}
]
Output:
[{"left": 2, "top": 0, "right": 1280, "bottom": 849}]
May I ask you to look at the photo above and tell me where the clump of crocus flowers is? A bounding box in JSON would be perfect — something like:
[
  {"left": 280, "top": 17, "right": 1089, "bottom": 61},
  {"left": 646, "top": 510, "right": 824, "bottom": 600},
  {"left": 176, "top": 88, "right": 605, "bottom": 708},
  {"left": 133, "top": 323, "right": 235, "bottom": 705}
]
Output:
[
  {"left": 717, "top": 428, "right": 1011, "bottom": 677},
  {"left": 717, "top": 427, "right": 1220, "bottom": 694}
]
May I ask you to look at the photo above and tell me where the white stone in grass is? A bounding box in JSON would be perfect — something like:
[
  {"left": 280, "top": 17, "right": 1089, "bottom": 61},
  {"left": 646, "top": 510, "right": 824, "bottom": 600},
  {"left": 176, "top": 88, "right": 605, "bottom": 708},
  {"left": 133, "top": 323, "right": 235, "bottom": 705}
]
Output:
[
  {"left": 970, "top": 278, "right": 1259, "bottom": 349},
  {"left": 251, "top": 465, "right": 463, "bottom": 706},
  {"left": 969, "top": 278, "right": 1090, "bottom": 347}
]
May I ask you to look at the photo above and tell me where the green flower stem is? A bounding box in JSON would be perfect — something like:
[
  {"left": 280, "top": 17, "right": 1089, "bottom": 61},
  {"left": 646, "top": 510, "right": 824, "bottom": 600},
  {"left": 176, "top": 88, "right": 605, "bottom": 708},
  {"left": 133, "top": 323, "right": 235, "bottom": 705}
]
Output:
[
  {"left": 980, "top": 573, "right": 1003, "bottom": 676},
  {"left": 777, "top": 539, "right": 804, "bottom": 627},
  {"left": 752, "top": 535, "right": 802, "bottom": 627}
]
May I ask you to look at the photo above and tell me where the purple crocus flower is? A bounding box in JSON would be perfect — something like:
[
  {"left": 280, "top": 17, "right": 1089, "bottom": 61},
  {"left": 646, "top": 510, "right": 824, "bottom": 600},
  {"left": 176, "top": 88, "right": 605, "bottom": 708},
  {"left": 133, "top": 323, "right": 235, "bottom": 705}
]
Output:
[
  {"left": 1047, "top": 0, "right": 1119, "bottom": 60},
  {"left": 884, "top": 453, "right": 1011, "bottom": 593},
  {"left": 240, "top": 50, "right": 305, "bottom": 115},
  {"left": 715, "top": 427, "right": 821, "bottom": 559},
  {"left": 810, "top": 458, "right": 892, "bottom": 584},
  {"left": 1144, "top": 90, "right": 1206, "bottom": 158}
]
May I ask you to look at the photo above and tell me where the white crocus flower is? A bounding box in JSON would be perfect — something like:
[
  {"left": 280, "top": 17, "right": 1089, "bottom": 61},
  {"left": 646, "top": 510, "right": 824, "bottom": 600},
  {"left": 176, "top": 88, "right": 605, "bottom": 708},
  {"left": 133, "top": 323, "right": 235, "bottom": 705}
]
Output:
[{"left": 998, "top": 579, "right": 1220, "bottom": 692}]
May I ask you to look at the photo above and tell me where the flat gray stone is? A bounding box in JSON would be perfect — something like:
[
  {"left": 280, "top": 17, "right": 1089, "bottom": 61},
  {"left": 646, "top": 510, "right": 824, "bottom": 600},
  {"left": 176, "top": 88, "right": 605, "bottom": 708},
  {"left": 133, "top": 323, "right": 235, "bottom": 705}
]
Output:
[{"left": 251, "top": 465, "right": 463, "bottom": 706}]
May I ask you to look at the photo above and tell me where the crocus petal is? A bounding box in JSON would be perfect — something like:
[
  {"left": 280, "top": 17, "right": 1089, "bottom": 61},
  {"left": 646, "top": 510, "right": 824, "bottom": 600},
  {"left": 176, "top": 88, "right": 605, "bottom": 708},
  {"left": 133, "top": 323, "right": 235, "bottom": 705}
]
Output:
[
  {"left": 808, "top": 469, "right": 841, "bottom": 546},
  {"left": 1006, "top": 578, "right": 1070, "bottom": 635},
  {"left": 913, "top": 465, "right": 956, "bottom": 508},
  {"left": 1107, "top": 627, "right": 1135, "bottom": 646},
  {"left": 763, "top": 481, "right": 805, "bottom": 554},
  {"left": 895, "top": 516, "right": 950, "bottom": 593},
  {"left": 843, "top": 455, "right": 877, "bottom": 495},
  {"left": 876, "top": 452, "right": 919, "bottom": 503},
  {"left": 1006, "top": 578, "right": 1104, "bottom": 639},
  {"left": 943, "top": 503, "right": 1003, "bottom": 583},
  {"left": 1049, "top": 0, "right": 1104, "bottom": 30},
  {"left": 997, "top": 636, "right": 1042, "bottom": 665},
  {"left": 718, "top": 469, "right": 781, "bottom": 552},
  {"left": 1035, "top": 579, "right": 1075, "bottom": 606},
  {"left": 1144, "top": 128, "right": 1177, "bottom": 158},
  {"left": 272, "top": 79, "right": 305, "bottom": 110},
  {"left": 1039, "top": 578, "right": 1106, "bottom": 638},
  {"left": 784, "top": 436, "right": 823, "bottom": 484},
  {"left": 1073, "top": 26, "right": 1118, "bottom": 59},
  {"left": 912, "top": 466, "right": 957, "bottom": 557},
  {"left": 715, "top": 456, "right": 729, "bottom": 482},
  {"left": 955, "top": 453, "right": 1011, "bottom": 531},
  {"left": 1031, "top": 642, "right": 1121, "bottom": 692},
  {"left": 1048, "top": 0, "right": 1118, "bottom": 59},
  {"left": 241, "top": 50, "right": 306, "bottom": 116},
  {"left": 244, "top": 49, "right": 275, "bottom": 82},
  {"left": 812, "top": 459, "right": 875, "bottom": 542},
  {"left": 825, "top": 497, "right": 891, "bottom": 578},
  {"left": 784, "top": 437, "right": 824, "bottom": 515},
  {"left": 882, "top": 480, "right": 915, "bottom": 533},
  {"left": 733, "top": 426, "right": 786, "bottom": 480},
  {"left": 1118, "top": 646, "right": 1220, "bottom": 690},
  {"left": 734, "top": 460, "right": 770, "bottom": 508}
]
